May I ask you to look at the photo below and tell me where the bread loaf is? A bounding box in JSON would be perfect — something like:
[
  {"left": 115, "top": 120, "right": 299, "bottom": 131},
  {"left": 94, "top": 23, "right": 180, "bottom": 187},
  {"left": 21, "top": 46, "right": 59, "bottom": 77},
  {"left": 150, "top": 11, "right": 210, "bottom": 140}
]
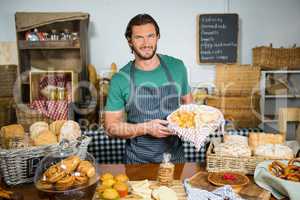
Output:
[
  {"left": 33, "top": 130, "right": 57, "bottom": 146},
  {"left": 30, "top": 121, "right": 49, "bottom": 140},
  {"left": 255, "top": 144, "right": 294, "bottom": 159},
  {"left": 49, "top": 120, "right": 66, "bottom": 139},
  {"left": 223, "top": 134, "right": 248, "bottom": 145},
  {"left": 59, "top": 120, "right": 81, "bottom": 142},
  {"left": 0, "top": 124, "right": 25, "bottom": 149},
  {"left": 249, "top": 132, "right": 284, "bottom": 150}
]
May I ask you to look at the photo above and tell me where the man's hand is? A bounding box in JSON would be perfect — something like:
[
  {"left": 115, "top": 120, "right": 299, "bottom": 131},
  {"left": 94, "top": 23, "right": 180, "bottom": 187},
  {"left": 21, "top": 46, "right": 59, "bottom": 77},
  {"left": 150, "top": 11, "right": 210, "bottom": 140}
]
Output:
[{"left": 143, "top": 119, "right": 172, "bottom": 138}]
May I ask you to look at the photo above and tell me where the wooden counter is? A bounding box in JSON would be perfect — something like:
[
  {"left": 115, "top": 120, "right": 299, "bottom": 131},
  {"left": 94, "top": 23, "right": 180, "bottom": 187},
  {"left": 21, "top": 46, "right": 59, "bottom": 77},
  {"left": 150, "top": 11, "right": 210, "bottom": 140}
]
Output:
[{"left": 6, "top": 163, "right": 272, "bottom": 200}]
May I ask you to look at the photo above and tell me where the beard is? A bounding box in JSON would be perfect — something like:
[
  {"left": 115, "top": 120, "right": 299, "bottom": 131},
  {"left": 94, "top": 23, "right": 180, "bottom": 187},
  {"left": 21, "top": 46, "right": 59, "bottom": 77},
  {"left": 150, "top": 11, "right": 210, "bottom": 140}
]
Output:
[{"left": 132, "top": 45, "right": 157, "bottom": 60}]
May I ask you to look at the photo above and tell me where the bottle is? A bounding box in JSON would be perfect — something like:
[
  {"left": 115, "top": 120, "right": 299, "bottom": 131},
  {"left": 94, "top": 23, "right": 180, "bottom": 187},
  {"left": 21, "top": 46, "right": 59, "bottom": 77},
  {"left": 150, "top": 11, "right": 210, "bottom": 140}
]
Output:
[{"left": 157, "top": 153, "right": 174, "bottom": 186}]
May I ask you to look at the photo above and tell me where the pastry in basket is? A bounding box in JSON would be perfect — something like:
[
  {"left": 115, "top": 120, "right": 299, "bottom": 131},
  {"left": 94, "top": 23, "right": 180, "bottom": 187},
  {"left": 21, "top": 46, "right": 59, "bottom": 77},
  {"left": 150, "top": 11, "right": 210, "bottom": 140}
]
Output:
[
  {"left": 33, "top": 130, "right": 57, "bottom": 146},
  {"left": 59, "top": 120, "right": 81, "bottom": 142},
  {"left": 254, "top": 144, "right": 294, "bottom": 159},
  {"left": 214, "top": 141, "right": 251, "bottom": 157},
  {"left": 197, "top": 111, "right": 219, "bottom": 124},
  {"left": 268, "top": 158, "right": 300, "bottom": 182},
  {"left": 49, "top": 120, "right": 66, "bottom": 140},
  {"left": 208, "top": 172, "right": 249, "bottom": 187},
  {"left": 169, "top": 110, "right": 196, "bottom": 128},
  {"left": 30, "top": 121, "right": 49, "bottom": 140}
]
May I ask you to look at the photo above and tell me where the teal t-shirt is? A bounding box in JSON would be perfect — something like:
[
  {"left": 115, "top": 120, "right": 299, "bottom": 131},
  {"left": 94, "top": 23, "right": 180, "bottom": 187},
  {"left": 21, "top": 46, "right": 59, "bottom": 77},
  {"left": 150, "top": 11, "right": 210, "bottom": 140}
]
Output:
[{"left": 105, "top": 54, "right": 191, "bottom": 111}]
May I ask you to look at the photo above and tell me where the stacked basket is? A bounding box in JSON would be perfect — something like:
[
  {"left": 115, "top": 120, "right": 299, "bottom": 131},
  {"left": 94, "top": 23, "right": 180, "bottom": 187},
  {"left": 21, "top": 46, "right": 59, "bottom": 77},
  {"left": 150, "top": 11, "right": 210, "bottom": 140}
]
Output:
[
  {"left": 207, "top": 64, "right": 261, "bottom": 128},
  {"left": 0, "top": 65, "right": 17, "bottom": 127},
  {"left": 253, "top": 44, "right": 300, "bottom": 69}
]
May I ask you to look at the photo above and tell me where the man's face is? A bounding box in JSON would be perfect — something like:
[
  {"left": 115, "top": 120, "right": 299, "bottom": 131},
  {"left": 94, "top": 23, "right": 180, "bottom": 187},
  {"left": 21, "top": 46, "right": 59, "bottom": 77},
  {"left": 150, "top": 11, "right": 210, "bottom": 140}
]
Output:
[{"left": 129, "top": 23, "right": 159, "bottom": 60}]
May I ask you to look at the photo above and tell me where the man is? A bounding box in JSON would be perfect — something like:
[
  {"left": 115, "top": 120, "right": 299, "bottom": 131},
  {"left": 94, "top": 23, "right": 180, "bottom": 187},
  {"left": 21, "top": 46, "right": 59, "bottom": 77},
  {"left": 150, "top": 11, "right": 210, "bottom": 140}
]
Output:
[{"left": 104, "top": 14, "right": 193, "bottom": 163}]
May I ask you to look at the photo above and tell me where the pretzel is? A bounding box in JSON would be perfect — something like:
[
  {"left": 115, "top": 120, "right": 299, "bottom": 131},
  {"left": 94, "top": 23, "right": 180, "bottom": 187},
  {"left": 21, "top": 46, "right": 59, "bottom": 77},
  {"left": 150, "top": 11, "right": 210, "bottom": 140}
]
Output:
[{"left": 269, "top": 159, "right": 300, "bottom": 182}]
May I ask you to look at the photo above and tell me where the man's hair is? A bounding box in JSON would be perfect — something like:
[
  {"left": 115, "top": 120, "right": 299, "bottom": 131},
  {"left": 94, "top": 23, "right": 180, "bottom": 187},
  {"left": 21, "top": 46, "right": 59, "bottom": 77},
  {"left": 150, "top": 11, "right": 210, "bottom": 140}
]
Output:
[{"left": 125, "top": 14, "right": 160, "bottom": 40}]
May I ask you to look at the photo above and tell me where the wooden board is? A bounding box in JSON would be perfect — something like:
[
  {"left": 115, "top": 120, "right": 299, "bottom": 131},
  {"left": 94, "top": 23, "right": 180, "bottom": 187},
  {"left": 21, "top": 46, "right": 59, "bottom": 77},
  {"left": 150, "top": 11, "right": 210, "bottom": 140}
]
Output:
[
  {"left": 94, "top": 180, "right": 187, "bottom": 200},
  {"left": 189, "top": 171, "right": 271, "bottom": 200}
]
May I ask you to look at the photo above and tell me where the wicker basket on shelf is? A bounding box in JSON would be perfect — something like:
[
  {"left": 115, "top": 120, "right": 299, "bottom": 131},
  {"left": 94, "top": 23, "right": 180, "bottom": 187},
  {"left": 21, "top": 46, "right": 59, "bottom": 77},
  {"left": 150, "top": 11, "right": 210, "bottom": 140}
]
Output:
[
  {"left": 253, "top": 45, "right": 300, "bottom": 69},
  {"left": 15, "top": 104, "right": 53, "bottom": 131},
  {"left": 0, "top": 136, "right": 91, "bottom": 185},
  {"left": 214, "top": 64, "right": 261, "bottom": 96}
]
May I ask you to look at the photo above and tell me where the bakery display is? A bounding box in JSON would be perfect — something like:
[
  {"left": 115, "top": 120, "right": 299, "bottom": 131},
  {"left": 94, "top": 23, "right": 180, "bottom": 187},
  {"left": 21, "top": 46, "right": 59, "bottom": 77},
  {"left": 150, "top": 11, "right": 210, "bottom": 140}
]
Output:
[
  {"left": 268, "top": 158, "right": 300, "bottom": 182},
  {"left": 34, "top": 150, "right": 99, "bottom": 200},
  {"left": 208, "top": 172, "right": 249, "bottom": 188},
  {"left": 254, "top": 144, "right": 294, "bottom": 159}
]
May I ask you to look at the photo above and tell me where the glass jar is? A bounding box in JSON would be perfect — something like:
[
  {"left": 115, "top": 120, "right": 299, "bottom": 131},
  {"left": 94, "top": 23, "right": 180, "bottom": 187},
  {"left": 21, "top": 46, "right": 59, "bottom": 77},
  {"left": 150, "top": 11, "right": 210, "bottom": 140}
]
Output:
[{"left": 34, "top": 139, "right": 100, "bottom": 200}]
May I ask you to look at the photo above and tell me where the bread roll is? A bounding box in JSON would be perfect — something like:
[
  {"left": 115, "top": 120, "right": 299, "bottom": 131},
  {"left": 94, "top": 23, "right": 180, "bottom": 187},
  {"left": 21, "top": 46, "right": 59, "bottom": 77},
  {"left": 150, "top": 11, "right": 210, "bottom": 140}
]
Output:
[
  {"left": 30, "top": 121, "right": 49, "bottom": 140},
  {"left": 223, "top": 134, "right": 248, "bottom": 145},
  {"left": 255, "top": 144, "right": 294, "bottom": 159},
  {"left": 49, "top": 120, "right": 66, "bottom": 139},
  {"left": 198, "top": 111, "right": 219, "bottom": 124},
  {"left": 214, "top": 141, "right": 251, "bottom": 157},
  {"left": 33, "top": 130, "right": 57, "bottom": 146},
  {"left": 1, "top": 124, "right": 24, "bottom": 139},
  {"left": 249, "top": 132, "right": 284, "bottom": 151},
  {"left": 0, "top": 124, "right": 25, "bottom": 149},
  {"left": 59, "top": 120, "right": 81, "bottom": 142}
]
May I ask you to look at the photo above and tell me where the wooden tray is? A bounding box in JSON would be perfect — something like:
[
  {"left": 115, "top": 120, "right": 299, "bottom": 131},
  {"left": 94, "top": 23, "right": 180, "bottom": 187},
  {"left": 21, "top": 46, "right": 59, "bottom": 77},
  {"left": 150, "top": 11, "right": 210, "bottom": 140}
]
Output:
[
  {"left": 94, "top": 180, "right": 187, "bottom": 200},
  {"left": 189, "top": 171, "right": 270, "bottom": 200}
]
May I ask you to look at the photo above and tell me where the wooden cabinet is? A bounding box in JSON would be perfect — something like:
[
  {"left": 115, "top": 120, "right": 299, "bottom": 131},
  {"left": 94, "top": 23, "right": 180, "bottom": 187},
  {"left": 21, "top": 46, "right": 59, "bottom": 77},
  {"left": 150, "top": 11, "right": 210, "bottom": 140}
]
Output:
[
  {"left": 260, "top": 70, "right": 300, "bottom": 134},
  {"left": 15, "top": 12, "right": 89, "bottom": 104}
]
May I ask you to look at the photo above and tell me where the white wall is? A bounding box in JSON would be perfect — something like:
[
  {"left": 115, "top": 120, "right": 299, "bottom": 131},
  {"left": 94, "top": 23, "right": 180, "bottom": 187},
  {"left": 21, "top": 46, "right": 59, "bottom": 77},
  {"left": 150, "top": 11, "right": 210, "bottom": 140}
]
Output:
[{"left": 0, "top": 0, "right": 299, "bottom": 87}]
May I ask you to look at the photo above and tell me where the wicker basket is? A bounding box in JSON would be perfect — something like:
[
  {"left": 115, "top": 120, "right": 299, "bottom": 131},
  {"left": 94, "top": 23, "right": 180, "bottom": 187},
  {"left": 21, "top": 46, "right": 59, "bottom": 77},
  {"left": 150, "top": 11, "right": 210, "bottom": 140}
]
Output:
[
  {"left": 206, "top": 142, "right": 272, "bottom": 175},
  {"left": 15, "top": 104, "right": 53, "bottom": 131},
  {"left": 253, "top": 45, "right": 300, "bottom": 69},
  {"left": 0, "top": 65, "right": 17, "bottom": 97},
  {"left": 206, "top": 96, "right": 260, "bottom": 109},
  {"left": 0, "top": 136, "right": 91, "bottom": 185},
  {"left": 215, "top": 64, "right": 261, "bottom": 96}
]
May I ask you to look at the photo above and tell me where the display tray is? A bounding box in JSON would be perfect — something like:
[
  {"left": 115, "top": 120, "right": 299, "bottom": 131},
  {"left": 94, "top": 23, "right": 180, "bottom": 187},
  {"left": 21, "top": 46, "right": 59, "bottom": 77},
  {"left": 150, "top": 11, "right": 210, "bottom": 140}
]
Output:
[{"left": 94, "top": 180, "right": 187, "bottom": 200}]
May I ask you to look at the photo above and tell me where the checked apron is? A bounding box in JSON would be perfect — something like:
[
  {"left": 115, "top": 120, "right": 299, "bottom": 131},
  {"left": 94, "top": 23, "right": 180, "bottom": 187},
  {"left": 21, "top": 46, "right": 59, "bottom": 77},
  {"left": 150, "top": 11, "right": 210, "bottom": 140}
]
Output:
[{"left": 124, "top": 55, "right": 185, "bottom": 163}]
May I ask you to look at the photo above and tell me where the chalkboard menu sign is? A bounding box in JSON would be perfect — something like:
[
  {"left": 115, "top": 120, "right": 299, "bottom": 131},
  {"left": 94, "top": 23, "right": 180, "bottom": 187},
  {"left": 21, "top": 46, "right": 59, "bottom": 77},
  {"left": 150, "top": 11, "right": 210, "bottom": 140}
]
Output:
[{"left": 199, "top": 13, "right": 238, "bottom": 63}]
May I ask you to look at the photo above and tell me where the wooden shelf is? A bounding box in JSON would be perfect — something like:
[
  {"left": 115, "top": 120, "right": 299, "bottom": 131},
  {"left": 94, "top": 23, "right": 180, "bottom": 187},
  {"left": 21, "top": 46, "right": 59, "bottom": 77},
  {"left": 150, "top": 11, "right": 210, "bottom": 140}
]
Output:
[
  {"left": 18, "top": 40, "right": 80, "bottom": 49},
  {"left": 265, "top": 94, "right": 300, "bottom": 98}
]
